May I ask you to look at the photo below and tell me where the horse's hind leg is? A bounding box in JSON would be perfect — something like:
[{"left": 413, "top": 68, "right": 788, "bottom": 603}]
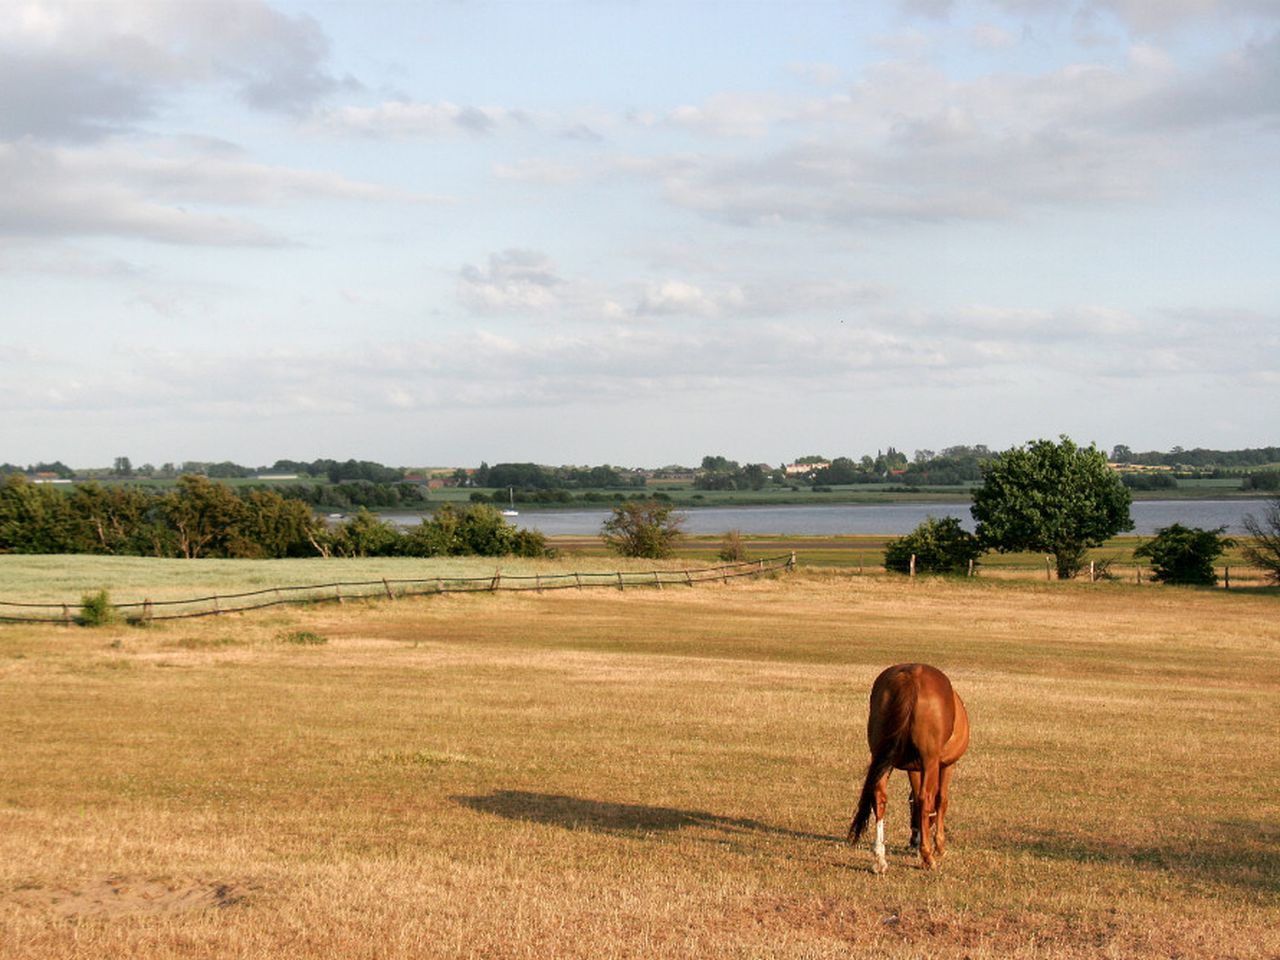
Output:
[
  {"left": 872, "top": 773, "right": 890, "bottom": 874},
  {"left": 917, "top": 758, "right": 941, "bottom": 870},
  {"left": 907, "top": 770, "right": 922, "bottom": 849},
  {"left": 934, "top": 762, "right": 954, "bottom": 860}
]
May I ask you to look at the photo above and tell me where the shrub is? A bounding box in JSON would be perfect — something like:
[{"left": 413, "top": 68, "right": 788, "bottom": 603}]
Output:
[
  {"left": 398, "top": 504, "right": 551, "bottom": 558},
  {"left": 1134, "top": 524, "right": 1233, "bottom": 586},
  {"left": 717, "top": 530, "right": 749, "bottom": 563},
  {"left": 601, "top": 501, "right": 685, "bottom": 559},
  {"left": 1243, "top": 471, "right": 1280, "bottom": 492},
  {"left": 278, "top": 630, "right": 327, "bottom": 645},
  {"left": 884, "top": 517, "right": 983, "bottom": 576},
  {"left": 79, "top": 590, "right": 116, "bottom": 627}
]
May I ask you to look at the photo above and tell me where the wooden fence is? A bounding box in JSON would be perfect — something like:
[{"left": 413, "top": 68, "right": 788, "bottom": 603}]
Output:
[{"left": 0, "top": 553, "right": 796, "bottom": 625}]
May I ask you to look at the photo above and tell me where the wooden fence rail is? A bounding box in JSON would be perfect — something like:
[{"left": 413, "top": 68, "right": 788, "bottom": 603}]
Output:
[{"left": 0, "top": 554, "right": 797, "bottom": 625}]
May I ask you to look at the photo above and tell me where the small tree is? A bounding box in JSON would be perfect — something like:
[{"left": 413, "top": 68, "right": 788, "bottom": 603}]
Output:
[
  {"left": 79, "top": 590, "right": 116, "bottom": 627},
  {"left": 1242, "top": 495, "right": 1280, "bottom": 585},
  {"left": 717, "top": 529, "right": 749, "bottom": 563},
  {"left": 971, "top": 436, "right": 1133, "bottom": 580},
  {"left": 1134, "top": 524, "right": 1233, "bottom": 586},
  {"left": 884, "top": 516, "right": 983, "bottom": 575},
  {"left": 601, "top": 500, "right": 685, "bottom": 559}
]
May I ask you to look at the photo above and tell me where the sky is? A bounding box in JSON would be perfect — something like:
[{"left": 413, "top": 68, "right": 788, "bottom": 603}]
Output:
[{"left": 1, "top": 0, "right": 1277, "bottom": 470}]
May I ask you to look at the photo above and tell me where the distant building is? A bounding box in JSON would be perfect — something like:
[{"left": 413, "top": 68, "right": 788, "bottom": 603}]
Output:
[{"left": 785, "top": 461, "right": 829, "bottom": 476}]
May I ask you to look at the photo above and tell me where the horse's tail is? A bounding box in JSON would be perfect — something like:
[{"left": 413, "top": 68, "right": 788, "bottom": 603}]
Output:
[{"left": 848, "top": 674, "right": 917, "bottom": 845}]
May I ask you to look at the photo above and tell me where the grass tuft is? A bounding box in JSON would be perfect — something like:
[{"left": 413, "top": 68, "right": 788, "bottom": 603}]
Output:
[{"left": 276, "top": 629, "right": 327, "bottom": 645}]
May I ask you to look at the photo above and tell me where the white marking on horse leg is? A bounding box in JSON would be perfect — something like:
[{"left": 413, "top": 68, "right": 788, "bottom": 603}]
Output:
[{"left": 873, "top": 818, "right": 888, "bottom": 873}]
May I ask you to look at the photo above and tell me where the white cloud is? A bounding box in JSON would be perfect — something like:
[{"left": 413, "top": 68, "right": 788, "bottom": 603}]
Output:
[
  {"left": 0, "top": 0, "right": 345, "bottom": 140},
  {"left": 457, "top": 249, "right": 567, "bottom": 314},
  {"left": 610, "top": 32, "right": 1279, "bottom": 229},
  {"left": 317, "top": 100, "right": 523, "bottom": 138},
  {"left": 636, "top": 281, "right": 745, "bottom": 319},
  {"left": 0, "top": 138, "right": 424, "bottom": 246}
]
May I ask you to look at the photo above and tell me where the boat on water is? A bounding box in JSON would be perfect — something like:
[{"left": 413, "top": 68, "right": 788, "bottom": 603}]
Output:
[{"left": 501, "top": 486, "right": 518, "bottom": 517}]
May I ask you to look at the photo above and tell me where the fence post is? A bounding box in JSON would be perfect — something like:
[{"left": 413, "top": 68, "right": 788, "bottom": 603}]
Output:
[
  {"left": 617, "top": 572, "right": 625, "bottom": 592},
  {"left": 575, "top": 572, "right": 583, "bottom": 591},
  {"left": 967, "top": 559, "right": 974, "bottom": 578},
  {"left": 1224, "top": 566, "right": 1230, "bottom": 590},
  {"left": 144, "top": 598, "right": 153, "bottom": 624},
  {"left": 63, "top": 603, "right": 72, "bottom": 627},
  {"left": 685, "top": 570, "right": 694, "bottom": 587},
  {"left": 214, "top": 594, "right": 221, "bottom": 614},
  {"left": 335, "top": 584, "right": 343, "bottom": 605},
  {"left": 1089, "top": 561, "right": 1096, "bottom": 583},
  {"left": 789, "top": 551, "right": 796, "bottom": 571},
  {"left": 653, "top": 571, "right": 662, "bottom": 590},
  {"left": 436, "top": 577, "right": 443, "bottom": 594},
  {"left": 909, "top": 554, "right": 916, "bottom": 578},
  {"left": 382, "top": 578, "right": 394, "bottom": 601},
  {"left": 1045, "top": 558, "right": 1053, "bottom": 581},
  {"left": 492, "top": 569, "right": 501, "bottom": 592}
]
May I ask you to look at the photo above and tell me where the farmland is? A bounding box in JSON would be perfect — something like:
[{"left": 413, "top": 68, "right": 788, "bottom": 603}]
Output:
[{"left": 0, "top": 556, "right": 1277, "bottom": 958}]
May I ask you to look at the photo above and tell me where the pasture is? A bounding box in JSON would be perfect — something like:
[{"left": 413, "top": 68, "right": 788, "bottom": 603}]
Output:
[{"left": 1, "top": 558, "right": 1277, "bottom": 958}]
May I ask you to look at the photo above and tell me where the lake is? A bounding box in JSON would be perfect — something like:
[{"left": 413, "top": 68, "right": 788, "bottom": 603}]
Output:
[{"left": 389, "top": 499, "right": 1268, "bottom": 537}]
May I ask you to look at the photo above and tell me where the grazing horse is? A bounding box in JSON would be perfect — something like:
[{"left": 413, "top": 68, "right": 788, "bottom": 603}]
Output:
[{"left": 848, "top": 663, "right": 969, "bottom": 872}]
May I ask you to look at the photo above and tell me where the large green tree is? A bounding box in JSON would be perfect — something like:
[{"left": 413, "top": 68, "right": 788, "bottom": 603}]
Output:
[
  {"left": 971, "top": 436, "right": 1133, "bottom": 579},
  {"left": 0, "top": 475, "right": 79, "bottom": 553},
  {"left": 159, "top": 475, "right": 246, "bottom": 559}
]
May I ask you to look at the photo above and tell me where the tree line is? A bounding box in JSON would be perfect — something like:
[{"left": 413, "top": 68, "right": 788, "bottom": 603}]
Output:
[
  {"left": 0, "top": 475, "right": 548, "bottom": 559},
  {"left": 1109, "top": 445, "right": 1280, "bottom": 469},
  {"left": 470, "top": 462, "right": 645, "bottom": 490}
]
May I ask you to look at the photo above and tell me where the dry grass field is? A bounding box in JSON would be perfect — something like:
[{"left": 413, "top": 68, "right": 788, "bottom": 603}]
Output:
[{"left": 1, "top": 557, "right": 1277, "bottom": 959}]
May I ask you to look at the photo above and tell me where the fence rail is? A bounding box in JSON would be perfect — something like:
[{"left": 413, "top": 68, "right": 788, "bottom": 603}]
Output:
[{"left": 0, "top": 554, "right": 796, "bottom": 625}]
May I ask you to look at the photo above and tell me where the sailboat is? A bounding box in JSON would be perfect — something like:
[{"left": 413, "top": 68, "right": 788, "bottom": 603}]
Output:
[{"left": 502, "top": 486, "right": 519, "bottom": 517}]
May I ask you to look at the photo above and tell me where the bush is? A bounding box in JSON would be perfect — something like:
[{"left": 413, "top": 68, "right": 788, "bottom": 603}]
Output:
[
  {"left": 398, "top": 504, "right": 551, "bottom": 558},
  {"left": 79, "top": 590, "right": 116, "bottom": 627},
  {"left": 1134, "top": 524, "right": 1233, "bottom": 586},
  {"left": 884, "top": 516, "right": 983, "bottom": 576},
  {"left": 1243, "top": 471, "right": 1280, "bottom": 492},
  {"left": 278, "top": 630, "right": 327, "bottom": 645},
  {"left": 601, "top": 501, "right": 685, "bottom": 559},
  {"left": 717, "top": 530, "right": 749, "bottom": 563}
]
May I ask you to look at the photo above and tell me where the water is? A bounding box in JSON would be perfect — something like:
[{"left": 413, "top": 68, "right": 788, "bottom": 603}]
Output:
[{"left": 387, "top": 499, "right": 1267, "bottom": 537}]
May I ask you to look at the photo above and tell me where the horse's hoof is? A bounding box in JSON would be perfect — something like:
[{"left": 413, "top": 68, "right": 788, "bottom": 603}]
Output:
[{"left": 873, "top": 858, "right": 888, "bottom": 874}]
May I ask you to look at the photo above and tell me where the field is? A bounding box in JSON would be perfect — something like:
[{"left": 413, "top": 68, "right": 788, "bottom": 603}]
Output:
[{"left": 1, "top": 555, "right": 1278, "bottom": 958}]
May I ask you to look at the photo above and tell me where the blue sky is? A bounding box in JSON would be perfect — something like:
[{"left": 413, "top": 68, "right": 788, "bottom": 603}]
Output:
[{"left": 2, "top": 0, "right": 1276, "bottom": 469}]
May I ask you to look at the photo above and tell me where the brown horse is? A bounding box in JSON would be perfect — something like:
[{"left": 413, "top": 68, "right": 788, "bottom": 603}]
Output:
[{"left": 848, "top": 663, "right": 969, "bottom": 872}]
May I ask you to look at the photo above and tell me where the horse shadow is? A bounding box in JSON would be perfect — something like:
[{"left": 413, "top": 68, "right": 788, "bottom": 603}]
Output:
[
  {"left": 1017, "top": 822, "right": 1280, "bottom": 898},
  {"left": 451, "top": 790, "right": 838, "bottom": 845}
]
